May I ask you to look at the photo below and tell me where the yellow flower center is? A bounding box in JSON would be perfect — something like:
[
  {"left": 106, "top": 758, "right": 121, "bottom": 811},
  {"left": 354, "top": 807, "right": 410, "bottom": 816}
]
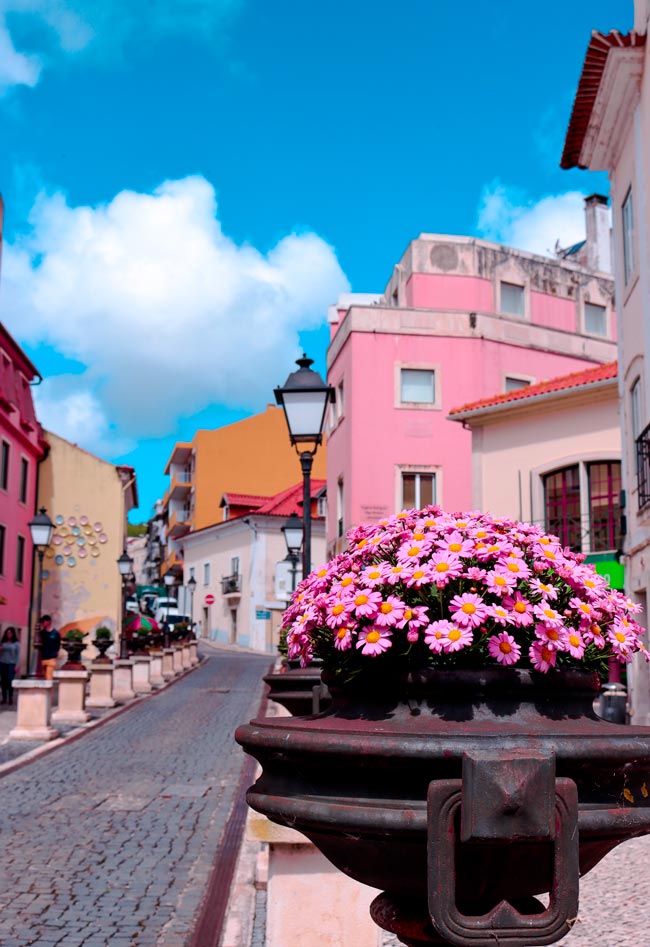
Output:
[
  {"left": 499, "top": 641, "right": 512, "bottom": 654},
  {"left": 413, "top": 570, "right": 425, "bottom": 580},
  {"left": 569, "top": 635, "right": 580, "bottom": 647},
  {"left": 475, "top": 530, "right": 487, "bottom": 538},
  {"left": 391, "top": 566, "right": 402, "bottom": 575},
  {"left": 456, "top": 521, "right": 467, "bottom": 528},
  {"left": 341, "top": 577, "right": 353, "bottom": 587},
  {"left": 615, "top": 632, "right": 626, "bottom": 643},
  {"left": 547, "top": 629, "right": 559, "bottom": 641},
  {"left": 449, "top": 543, "right": 462, "bottom": 552},
  {"left": 337, "top": 628, "right": 348, "bottom": 639},
  {"left": 591, "top": 623, "right": 602, "bottom": 636},
  {"left": 494, "top": 576, "right": 506, "bottom": 586},
  {"left": 435, "top": 562, "right": 449, "bottom": 573},
  {"left": 448, "top": 628, "right": 461, "bottom": 642},
  {"left": 585, "top": 580, "right": 595, "bottom": 588},
  {"left": 397, "top": 513, "right": 408, "bottom": 519},
  {"left": 475, "top": 543, "right": 487, "bottom": 551},
  {"left": 543, "top": 549, "right": 556, "bottom": 560},
  {"left": 404, "top": 609, "right": 413, "bottom": 621},
  {"left": 579, "top": 604, "right": 590, "bottom": 613},
  {"left": 540, "top": 537, "right": 551, "bottom": 545},
  {"left": 407, "top": 546, "right": 421, "bottom": 557},
  {"left": 543, "top": 609, "right": 556, "bottom": 619},
  {"left": 368, "top": 570, "right": 381, "bottom": 579},
  {"left": 355, "top": 594, "right": 368, "bottom": 606},
  {"left": 488, "top": 545, "right": 500, "bottom": 553},
  {"left": 380, "top": 603, "right": 393, "bottom": 615},
  {"left": 424, "top": 519, "right": 436, "bottom": 527},
  {"left": 332, "top": 604, "right": 345, "bottom": 616},
  {"left": 507, "top": 563, "right": 520, "bottom": 573},
  {"left": 317, "top": 569, "right": 327, "bottom": 578},
  {"left": 514, "top": 602, "right": 526, "bottom": 614},
  {"left": 366, "top": 630, "right": 380, "bottom": 644},
  {"left": 461, "top": 603, "right": 477, "bottom": 615},
  {"left": 413, "top": 532, "right": 425, "bottom": 540},
  {"left": 358, "top": 539, "right": 367, "bottom": 548},
  {"left": 541, "top": 647, "right": 552, "bottom": 662}
]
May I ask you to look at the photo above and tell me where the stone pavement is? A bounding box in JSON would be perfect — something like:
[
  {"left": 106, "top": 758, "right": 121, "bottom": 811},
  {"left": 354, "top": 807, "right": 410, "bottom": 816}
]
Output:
[{"left": 0, "top": 649, "right": 269, "bottom": 947}]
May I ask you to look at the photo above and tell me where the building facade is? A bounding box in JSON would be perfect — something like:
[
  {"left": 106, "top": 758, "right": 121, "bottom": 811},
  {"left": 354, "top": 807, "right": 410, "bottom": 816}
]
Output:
[
  {"left": 326, "top": 219, "right": 618, "bottom": 557},
  {"left": 0, "top": 323, "right": 48, "bottom": 662},
  {"left": 449, "top": 362, "right": 622, "bottom": 582},
  {"left": 181, "top": 481, "right": 325, "bottom": 653},
  {"left": 162, "top": 404, "right": 327, "bottom": 578},
  {"left": 37, "top": 431, "right": 137, "bottom": 644},
  {"left": 561, "top": 5, "right": 650, "bottom": 721}
]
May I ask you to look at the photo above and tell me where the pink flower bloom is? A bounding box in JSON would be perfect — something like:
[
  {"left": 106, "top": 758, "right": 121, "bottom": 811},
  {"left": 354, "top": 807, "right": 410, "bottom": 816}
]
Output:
[
  {"left": 565, "top": 630, "right": 585, "bottom": 659},
  {"left": 436, "top": 531, "right": 475, "bottom": 558},
  {"left": 333, "top": 572, "right": 358, "bottom": 594},
  {"left": 424, "top": 620, "right": 450, "bottom": 653},
  {"left": 375, "top": 595, "right": 407, "bottom": 627},
  {"left": 351, "top": 589, "right": 382, "bottom": 618},
  {"left": 397, "top": 540, "right": 427, "bottom": 564},
  {"left": 488, "top": 632, "right": 521, "bottom": 666},
  {"left": 529, "top": 640, "right": 557, "bottom": 673},
  {"left": 442, "top": 623, "right": 473, "bottom": 652},
  {"left": 325, "top": 599, "right": 354, "bottom": 629},
  {"left": 488, "top": 603, "right": 509, "bottom": 626},
  {"left": 406, "top": 628, "right": 420, "bottom": 643},
  {"left": 450, "top": 592, "right": 489, "bottom": 628},
  {"left": 529, "top": 578, "right": 559, "bottom": 601},
  {"left": 496, "top": 556, "right": 532, "bottom": 582},
  {"left": 404, "top": 565, "right": 434, "bottom": 589},
  {"left": 534, "top": 622, "right": 568, "bottom": 650},
  {"left": 485, "top": 570, "right": 516, "bottom": 596},
  {"left": 503, "top": 592, "right": 533, "bottom": 628},
  {"left": 429, "top": 552, "right": 464, "bottom": 587},
  {"left": 384, "top": 563, "right": 412, "bottom": 586},
  {"left": 396, "top": 605, "right": 429, "bottom": 630},
  {"left": 356, "top": 626, "right": 393, "bottom": 656},
  {"left": 464, "top": 566, "right": 485, "bottom": 581},
  {"left": 361, "top": 565, "right": 385, "bottom": 588},
  {"left": 533, "top": 601, "right": 564, "bottom": 629},
  {"left": 608, "top": 622, "right": 636, "bottom": 658}
]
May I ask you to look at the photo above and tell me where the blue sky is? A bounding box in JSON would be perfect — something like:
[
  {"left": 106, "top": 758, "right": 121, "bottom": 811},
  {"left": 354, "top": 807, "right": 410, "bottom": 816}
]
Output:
[{"left": 0, "top": 0, "right": 619, "bottom": 520}]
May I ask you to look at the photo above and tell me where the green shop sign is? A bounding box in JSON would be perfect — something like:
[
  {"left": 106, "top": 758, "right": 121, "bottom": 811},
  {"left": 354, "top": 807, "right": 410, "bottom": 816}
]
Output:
[{"left": 584, "top": 553, "right": 625, "bottom": 590}]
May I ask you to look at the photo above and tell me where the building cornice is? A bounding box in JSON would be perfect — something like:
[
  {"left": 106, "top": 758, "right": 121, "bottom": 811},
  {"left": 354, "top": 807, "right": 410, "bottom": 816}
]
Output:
[
  {"left": 448, "top": 377, "right": 617, "bottom": 424},
  {"left": 581, "top": 47, "right": 645, "bottom": 170}
]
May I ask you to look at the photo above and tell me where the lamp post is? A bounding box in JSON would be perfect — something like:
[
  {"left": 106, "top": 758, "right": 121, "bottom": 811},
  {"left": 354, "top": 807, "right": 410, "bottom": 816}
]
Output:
[
  {"left": 164, "top": 572, "right": 176, "bottom": 646},
  {"left": 274, "top": 355, "right": 334, "bottom": 577},
  {"left": 187, "top": 575, "right": 197, "bottom": 636},
  {"left": 28, "top": 507, "right": 54, "bottom": 677},
  {"left": 282, "top": 513, "right": 303, "bottom": 593},
  {"left": 117, "top": 550, "right": 134, "bottom": 659}
]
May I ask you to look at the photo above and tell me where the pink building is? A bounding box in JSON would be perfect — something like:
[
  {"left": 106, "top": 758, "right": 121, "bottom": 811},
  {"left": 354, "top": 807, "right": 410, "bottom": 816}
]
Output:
[
  {"left": 326, "top": 216, "right": 618, "bottom": 556},
  {"left": 0, "top": 321, "right": 48, "bottom": 642}
]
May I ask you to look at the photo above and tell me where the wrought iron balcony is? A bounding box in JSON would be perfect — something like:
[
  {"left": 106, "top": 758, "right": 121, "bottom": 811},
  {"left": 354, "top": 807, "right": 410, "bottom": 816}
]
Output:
[
  {"left": 221, "top": 573, "right": 241, "bottom": 596},
  {"left": 637, "top": 422, "right": 650, "bottom": 511}
]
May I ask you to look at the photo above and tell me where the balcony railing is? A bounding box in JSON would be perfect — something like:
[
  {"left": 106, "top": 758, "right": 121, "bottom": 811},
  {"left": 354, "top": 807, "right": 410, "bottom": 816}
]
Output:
[
  {"left": 221, "top": 573, "right": 241, "bottom": 596},
  {"left": 637, "top": 423, "right": 650, "bottom": 511}
]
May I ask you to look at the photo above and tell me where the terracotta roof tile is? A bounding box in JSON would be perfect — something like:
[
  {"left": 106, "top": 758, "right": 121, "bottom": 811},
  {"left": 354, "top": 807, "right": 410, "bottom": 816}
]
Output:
[
  {"left": 561, "top": 31, "right": 646, "bottom": 170},
  {"left": 256, "top": 480, "right": 326, "bottom": 517},
  {"left": 449, "top": 361, "right": 617, "bottom": 418},
  {"left": 220, "top": 492, "right": 269, "bottom": 508}
]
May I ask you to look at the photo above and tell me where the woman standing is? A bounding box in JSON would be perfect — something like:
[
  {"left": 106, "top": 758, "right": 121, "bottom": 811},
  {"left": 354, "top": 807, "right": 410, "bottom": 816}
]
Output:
[{"left": 0, "top": 627, "right": 20, "bottom": 705}]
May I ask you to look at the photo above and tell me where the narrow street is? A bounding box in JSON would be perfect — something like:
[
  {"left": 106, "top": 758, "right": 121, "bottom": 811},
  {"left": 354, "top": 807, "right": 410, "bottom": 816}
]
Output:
[{"left": 0, "top": 651, "right": 269, "bottom": 947}]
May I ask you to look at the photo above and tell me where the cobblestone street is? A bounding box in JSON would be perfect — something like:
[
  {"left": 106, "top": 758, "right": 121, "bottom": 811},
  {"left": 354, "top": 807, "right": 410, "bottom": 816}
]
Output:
[{"left": 0, "top": 650, "right": 269, "bottom": 947}]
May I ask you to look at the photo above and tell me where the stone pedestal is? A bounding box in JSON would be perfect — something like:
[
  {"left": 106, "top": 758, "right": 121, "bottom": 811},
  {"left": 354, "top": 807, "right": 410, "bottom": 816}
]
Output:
[
  {"left": 172, "top": 646, "right": 184, "bottom": 675},
  {"left": 248, "top": 812, "right": 380, "bottom": 947},
  {"left": 113, "top": 659, "right": 135, "bottom": 703},
  {"left": 181, "top": 643, "right": 191, "bottom": 670},
  {"left": 189, "top": 640, "right": 199, "bottom": 665},
  {"left": 52, "top": 669, "right": 91, "bottom": 725},
  {"left": 132, "top": 654, "right": 152, "bottom": 695},
  {"left": 86, "top": 661, "right": 116, "bottom": 708},
  {"left": 162, "top": 648, "right": 175, "bottom": 680},
  {"left": 10, "top": 680, "right": 60, "bottom": 741},
  {"left": 149, "top": 650, "right": 164, "bottom": 688}
]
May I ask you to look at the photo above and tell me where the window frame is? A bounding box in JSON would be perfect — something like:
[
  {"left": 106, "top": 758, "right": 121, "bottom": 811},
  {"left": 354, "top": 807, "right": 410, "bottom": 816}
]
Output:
[
  {"left": 203, "top": 562, "right": 211, "bottom": 586},
  {"left": 15, "top": 534, "right": 25, "bottom": 584},
  {"left": 399, "top": 469, "right": 438, "bottom": 511},
  {"left": 499, "top": 280, "right": 526, "bottom": 318},
  {"left": 0, "top": 523, "right": 5, "bottom": 576},
  {"left": 395, "top": 362, "right": 441, "bottom": 410},
  {"left": 622, "top": 186, "right": 635, "bottom": 286},
  {"left": 0, "top": 440, "right": 9, "bottom": 492},
  {"left": 538, "top": 456, "right": 622, "bottom": 554},
  {"left": 503, "top": 374, "right": 534, "bottom": 394},
  {"left": 583, "top": 301, "right": 608, "bottom": 338},
  {"left": 19, "top": 456, "right": 29, "bottom": 505}
]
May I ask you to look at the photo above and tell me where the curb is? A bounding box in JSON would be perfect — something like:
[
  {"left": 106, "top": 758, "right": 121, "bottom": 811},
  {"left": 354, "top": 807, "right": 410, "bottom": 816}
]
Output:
[{"left": 0, "top": 655, "right": 207, "bottom": 781}]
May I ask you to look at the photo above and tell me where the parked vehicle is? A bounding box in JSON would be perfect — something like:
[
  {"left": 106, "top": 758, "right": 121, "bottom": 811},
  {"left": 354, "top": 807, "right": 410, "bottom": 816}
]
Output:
[
  {"left": 125, "top": 595, "right": 139, "bottom": 614},
  {"left": 140, "top": 593, "right": 157, "bottom": 616},
  {"left": 153, "top": 598, "right": 178, "bottom": 624}
]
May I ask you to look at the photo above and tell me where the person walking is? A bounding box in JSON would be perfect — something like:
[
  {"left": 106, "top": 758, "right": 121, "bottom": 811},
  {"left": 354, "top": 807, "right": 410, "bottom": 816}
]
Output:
[
  {"left": 0, "top": 627, "right": 20, "bottom": 705},
  {"left": 40, "top": 615, "right": 61, "bottom": 681}
]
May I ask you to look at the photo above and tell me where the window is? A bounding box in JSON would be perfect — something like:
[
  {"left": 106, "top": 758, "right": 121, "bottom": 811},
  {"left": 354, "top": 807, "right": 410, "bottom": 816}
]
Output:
[
  {"left": 400, "top": 369, "right": 435, "bottom": 404},
  {"left": 631, "top": 379, "right": 642, "bottom": 441},
  {"left": 622, "top": 187, "right": 635, "bottom": 285},
  {"left": 15, "top": 535, "right": 25, "bottom": 583},
  {"left": 0, "top": 441, "right": 8, "bottom": 491},
  {"left": 504, "top": 376, "right": 531, "bottom": 394},
  {"left": 19, "top": 458, "right": 28, "bottom": 504},
  {"left": 544, "top": 466, "right": 581, "bottom": 551},
  {"left": 500, "top": 281, "right": 525, "bottom": 316},
  {"left": 588, "top": 462, "right": 622, "bottom": 552},
  {"left": 337, "top": 478, "right": 344, "bottom": 538},
  {"left": 203, "top": 562, "right": 211, "bottom": 585},
  {"left": 231, "top": 556, "right": 240, "bottom": 576},
  {"left": 0, "top": 525, "right": 5, "bottom": 575},
  {"left": 402, "top": 472, "right": 436, "bottom": 509},
  {"left": 584, "top": 302, "right": 607, "bottom": 336},
  {"left": 337, "top": 380, "right": 344, "bottom": 420}
]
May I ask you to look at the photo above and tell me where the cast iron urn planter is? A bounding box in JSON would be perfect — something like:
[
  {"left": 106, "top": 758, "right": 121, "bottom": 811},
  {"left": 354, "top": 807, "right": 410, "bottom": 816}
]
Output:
[
  {"left": 92, "top": 637, "right": 113, "bottom": 661},
  {"left": 236, "top": 667, "right": 650, "bottom": 947},
  {"left": 60, "top": 638, "right": 86, "bottom": 669}
]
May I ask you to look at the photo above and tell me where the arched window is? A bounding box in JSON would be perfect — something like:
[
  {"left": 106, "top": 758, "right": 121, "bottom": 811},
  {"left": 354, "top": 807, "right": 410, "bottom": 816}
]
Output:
[{"left": 543, "top": 460, "right": 622, "bottom": 553}]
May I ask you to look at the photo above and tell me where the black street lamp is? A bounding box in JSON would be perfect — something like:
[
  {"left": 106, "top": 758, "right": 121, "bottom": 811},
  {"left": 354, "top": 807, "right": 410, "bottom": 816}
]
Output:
[
  {"left": 282, "top": 513, "right": 303, "bottom": 593},
  {"left": 275, "top": 355, "right": 334, "bottom": 576},
  {"left": 187, "top": 575, "right": 197, "bottom": 637},
  {"left": 28, "top": 507, "right": 54, "bottom": 677},
  {"left": 117, "top": 550, "right": 134, "bottom": 659}
]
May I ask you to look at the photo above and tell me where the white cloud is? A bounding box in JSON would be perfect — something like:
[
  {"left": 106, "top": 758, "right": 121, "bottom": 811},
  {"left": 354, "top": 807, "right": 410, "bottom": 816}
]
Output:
[
  {"left": 0, "top": 0, "right": 242, "bottom": 94},
  {"left": 33, "top": 381, "right": 135, "bottom": 458},
  {"left": 1, "top": 175, "right": 350, "bottom": 446},
  {"left": 476, "top": 181, "right": 590, "bottom": 257}
]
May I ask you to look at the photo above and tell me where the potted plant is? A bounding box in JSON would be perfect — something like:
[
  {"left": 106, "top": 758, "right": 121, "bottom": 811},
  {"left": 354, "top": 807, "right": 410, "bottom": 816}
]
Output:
[
  {"left": 237, "top": 507, "right": 650, "bottom": 947},
  {"left": 92, "top": 626, "right": 114, "bottom": 661},
  {"left": 130, "top": 628, "right": 150, "bottom": 654},
  {"left": 61, "top": 629, "right": 87, "bottom": 668}
]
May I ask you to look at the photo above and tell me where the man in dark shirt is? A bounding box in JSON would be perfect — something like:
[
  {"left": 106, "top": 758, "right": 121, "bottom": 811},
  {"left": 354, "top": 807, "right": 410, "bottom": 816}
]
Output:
[{"left": 40, "top": 615, "right": 61, "bottom": 680}]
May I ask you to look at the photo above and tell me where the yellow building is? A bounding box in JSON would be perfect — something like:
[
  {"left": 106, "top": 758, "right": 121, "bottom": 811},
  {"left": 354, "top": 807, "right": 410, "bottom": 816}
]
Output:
[
  {"left": 37, "top": 431, "right": 138, "bottom": 641},
  {"left": 163, "top": 405, "right": 327, "bottom": 576}
]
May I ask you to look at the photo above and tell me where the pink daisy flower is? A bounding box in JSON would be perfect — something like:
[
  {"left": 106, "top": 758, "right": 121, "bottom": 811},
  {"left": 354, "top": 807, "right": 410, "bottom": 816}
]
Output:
[
  {"left": 375, "top": 595, "right": 407, "bottom": 627},
  {"left": 450, "top": 592, "right": 489, "bottom": 628},
  {"left": 396, "top": 605, "right": 429, "bottom": 630},
  {"left": 488, "top": 632, "right": 521, "bottom": 666},
  {"left": 436, "top": 531, "right": 475, "bottom": 558},
  {"left": 488, "top": 603, "right": 509, "bottom": 626},
  {"left": 384, "top": 563, "right": 413, "bottom": 586},
  {"left": 442, "top": 623, "right": 473, "bottom": 652},
  {"left": 503, "top": 591, "right": 534, "bottom": 627},
  {"left": 464, "top": 566, "right": 485, "bottom": 582},
  {"left": 565, "top": 630, "right": 585, "bottom": 659},
  {"left": 325, "top": 599, "right": 354, "bottom": 629},
  {"left": 424, "top": 620, "right": 450, "bottom": 653},
  {"left": 333, "top": 627, "right": 353, "bottom": 651},
  {"left": 397, "top": 540, "right": 427, "bottom": 563},
  {"left": 608, "top": 622, "right": 636, "bottom": 658},
  {"left": 429, "top": 552, "right": 464, "bottom": 587},
  {"left": 534, "top": 622, "right": 568, "bottom": 650},
  {"left": 404, "top": 565, "right": 433, "bottom": 589},
  {"left": 351, "top": 589, "right": 382, "bottom": 618},
  {"left": 496, "top": 557, "right": 532, "bottom": 582},
  {"left": 361, "top": 565, "right": 386, "bottom": 588},
  {"left": 485, "top": 570, "right": 516, "bottom": 596},
  {"left": 529, "top": 640, "right": 557, "bottom": 673},
  {"left": 529, "top": 578, "right": 559, "bottom": 601},
  {"left": 533, "top": 601, "right": 565, "bottom": 629},
  {"left": 356, "top": 626, "right": 393, "bottom": 656}
]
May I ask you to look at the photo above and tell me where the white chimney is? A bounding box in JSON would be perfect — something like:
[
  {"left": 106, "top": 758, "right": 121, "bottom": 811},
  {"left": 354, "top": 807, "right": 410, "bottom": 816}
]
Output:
[{"left": 584, "top": 194, "right": 612, "bottom": 273}]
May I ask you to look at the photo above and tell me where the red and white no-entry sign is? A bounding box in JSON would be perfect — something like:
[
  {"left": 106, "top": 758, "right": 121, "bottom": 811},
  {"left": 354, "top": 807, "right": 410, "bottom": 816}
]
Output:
[{"left": 205, "top": 594, "right": 215, "bottom": 605}]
